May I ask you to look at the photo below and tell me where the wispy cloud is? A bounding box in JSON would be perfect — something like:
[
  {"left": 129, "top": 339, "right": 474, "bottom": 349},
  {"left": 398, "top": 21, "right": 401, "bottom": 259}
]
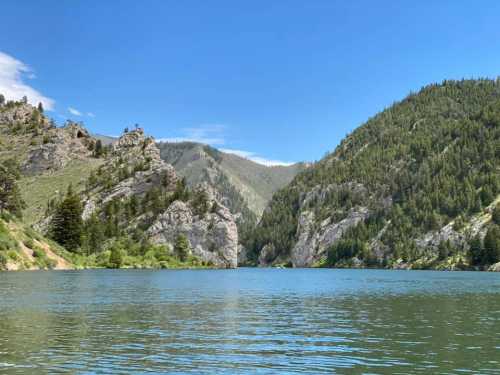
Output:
[
  {"left": 220, "top": 148, "right": 295, "bottom": 167},
  {"left": 87, "top": 112, "right": 95, "bottom": 118},
  {"left": 157, "top": 124, "right": 226, "bottom": 145},
  {"left": 0, "top": 51, "right": 54, "bottom": 110},
  {"left": 157, "top": 124, "right": 293, "bottom": 166},
  {"left": 68, "top": 107, "right": 82, "bottom": 116}
]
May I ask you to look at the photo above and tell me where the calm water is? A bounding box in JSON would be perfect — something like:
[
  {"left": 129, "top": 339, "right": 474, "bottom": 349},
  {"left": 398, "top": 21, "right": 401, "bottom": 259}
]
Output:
[{"left": 1, "top": 269, "right": 500, "bottom": 374}]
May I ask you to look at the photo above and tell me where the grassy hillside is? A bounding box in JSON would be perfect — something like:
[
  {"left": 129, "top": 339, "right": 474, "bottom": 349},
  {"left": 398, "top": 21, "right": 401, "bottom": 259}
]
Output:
[
  {"left": 20, "top": 159, "right": 104, "bottom": 225},
  {"left": 0, "top": 213, "right": 74, "bottom": 271},
  {"left": 248, "top": 79, "right": 500, "bottom": 268}
]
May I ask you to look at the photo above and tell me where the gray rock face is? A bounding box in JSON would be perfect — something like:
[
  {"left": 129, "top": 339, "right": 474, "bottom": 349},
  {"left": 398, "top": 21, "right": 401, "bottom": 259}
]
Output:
[
  {"left": 82, "top": 163, "right": 177, "bottom": 220},
  {"left": 257, "top": 182, "right": 373, "bottom": 267},
  {"left": 415, "top": 222, "right": 467, "bottom": 251},
  {"left": 489, "top": 262, "right": 500, "bottom": 272},
  {"left": 237, "top": 244, "right": 249, "bottom": 266},
  {"left": 147, "top": 200, "right": 238, "bottom": 268},
  {"left": 415, "top": 198, "right": 498, "bottom": 253},
  {"left": 258, "top": 244, "right": 277, "bottom": 266},
  {"left": 113, "top": 129, "right": 161, "bottom": 165},
  {"left": 0, "top": 103, "right": 49, "bottom": 126},
  {"left": 22, "top": 123, "right": 95, "bottom": 175},
  {"left": 290, "top": 207, "right": 370, "bottom": 267}
]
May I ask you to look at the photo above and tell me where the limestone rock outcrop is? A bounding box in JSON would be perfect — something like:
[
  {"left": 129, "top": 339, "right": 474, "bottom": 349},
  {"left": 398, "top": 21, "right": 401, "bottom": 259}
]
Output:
[
  {"left": 22, "top": 123, "right": 96, "bottom": 175},
  {"left": 147, "top": 200, "right": 238, "bottom": 268}
]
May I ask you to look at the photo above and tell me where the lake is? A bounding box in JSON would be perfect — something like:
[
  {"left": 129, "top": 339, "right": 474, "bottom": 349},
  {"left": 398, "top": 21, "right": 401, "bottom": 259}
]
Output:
[{"left": 0, "top": 269, "right": 499, "bottom": 374}]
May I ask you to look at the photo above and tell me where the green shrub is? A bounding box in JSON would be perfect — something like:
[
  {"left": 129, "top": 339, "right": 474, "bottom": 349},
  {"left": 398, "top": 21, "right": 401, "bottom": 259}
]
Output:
[
  {"left": 32, "top": 248, "right": 44, "bottom": 258},
  {"left": 31, "top": 246, "right": 56, "bottom": 269},
  {"left": 0, "top": 252, "right": 7, "bottom": 267},
  {"left": 25, "top": 227, "right": 39, "bottom": 240},
  {"left": 7, "top": 250, "right": 19, "bottom": 261},
  {"left": 96, "top": 250, "right": 111, "bottom": 267},
  {"left": 0, "top": 211, "right": 13, "bottom": 222},
  {"left": 0, "top": 223, "right": 18, "bottom": 252},
  {"left": 23, "top": 238, "right": 35, "bottom": 249},
  {"left": 108, "top": 246, "right": 123, "bottom": 268}
]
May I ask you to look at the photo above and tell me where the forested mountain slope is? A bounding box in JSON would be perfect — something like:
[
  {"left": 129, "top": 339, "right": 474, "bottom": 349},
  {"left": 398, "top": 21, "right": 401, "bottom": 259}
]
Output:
[{"left": 246, "top": 79, "right": 500, "bottom": 270}]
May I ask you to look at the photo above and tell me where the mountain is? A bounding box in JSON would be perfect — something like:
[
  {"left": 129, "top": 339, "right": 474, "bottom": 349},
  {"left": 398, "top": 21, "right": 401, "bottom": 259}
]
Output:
[
  {"left": 89, "top": 138, "right": 305, "bottom": 224},
  {"left": 246, "top": 79, "right": 500, "bottom": 270},
  {"left": 76, "top": 129, "right": 239, "bottom": 268},
  {"left": 93, "top": 133, "right": 118, "bottom": 146},
  {"left": 0, "top": 101, "right": 103, "bottom": 225},
  {"left": 0, "top": 100, "right": 238, "bottom": 268},
  {"left": 157, "top": 141, "right": 306, "bottom": 221}
]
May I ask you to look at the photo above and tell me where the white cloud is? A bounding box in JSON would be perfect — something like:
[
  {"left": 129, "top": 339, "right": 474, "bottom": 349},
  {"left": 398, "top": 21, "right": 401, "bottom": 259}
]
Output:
[
  {"left": 87, "top": 112, "right": 95, "bottom": 118},
  {"left": 157, "top": 124, "right": 226, "bottom": 145},
  {"left": 220, "top": 148, "right": 295, "bottom": 167},
  {"left": 0, "top": 51, "right": 55, "bottom": 110},
  {"left": 68, "top": 107, "right": 82, "bottom": 116}
]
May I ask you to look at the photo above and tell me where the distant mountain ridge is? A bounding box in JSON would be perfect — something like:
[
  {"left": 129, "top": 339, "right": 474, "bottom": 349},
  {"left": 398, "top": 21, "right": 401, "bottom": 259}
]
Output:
[{"left": 157, "top": 141, "right": 306, "bottom": 220}]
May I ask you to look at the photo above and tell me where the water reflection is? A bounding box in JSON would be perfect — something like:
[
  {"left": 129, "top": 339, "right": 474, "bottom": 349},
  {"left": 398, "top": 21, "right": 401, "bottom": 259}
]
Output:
[{"left": 1, "top": 269, "right": 500, "bottom": 373}]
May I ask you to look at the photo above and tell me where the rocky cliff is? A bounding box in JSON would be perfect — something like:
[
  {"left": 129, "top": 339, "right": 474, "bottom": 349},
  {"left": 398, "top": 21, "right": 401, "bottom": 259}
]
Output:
[
  {"left": 0, "top": 101, "right": 96, "bottom": 175},
  {"left": 22, "top": 122, "right": 96, "bottom": 175},
  {"left": 147, "top": 198, "right": 238, "bottom": 268},
  {"left": 81, "top": 130, "right": 239, "bottom": 268}
]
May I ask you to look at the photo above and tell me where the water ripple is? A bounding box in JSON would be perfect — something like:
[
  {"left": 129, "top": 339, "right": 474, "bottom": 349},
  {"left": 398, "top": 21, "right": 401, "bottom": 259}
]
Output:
[{"left": 1, "top": 269, "right": 500, "bottom": 373}]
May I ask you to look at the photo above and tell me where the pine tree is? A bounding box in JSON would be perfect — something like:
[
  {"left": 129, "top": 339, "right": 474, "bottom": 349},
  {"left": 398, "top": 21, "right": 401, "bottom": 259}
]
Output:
[
  {"left": 94, "top": 140, "right": 103, "bottom": 158},
  {"left": 50, "top": 185, "right": 84, "bottom": 252},
  {"left": 85, "top": 213, "right": 105, "bottom": 254},
  {"left": 192, "top": 190, "right": 209, "bottom": 216},
  {"left": 492, "top": 204, "right": 500, "bottom": 225},
  {"left": 37, "top": 102, "right": 44, "bottom": 113},
  {"left": 483, "top": 226, "right": 500, "bottom": 264},
  {"left": 438, "top": 241, "right": 450, "bottom": 260},
  {"left": 129, "top": 195, "right": 139, "bottom": 216},
  {"left": 108, "top": 245, "right": 123, "bottom": 268},
  {"left": 468, "top": 236, "right": 484, "bottom": 266},
  {"left": 174, "top": 234, "right": 190, "bottom": 262},
  {"left": 173, "top": 178, "right": 189, "bottom": 202},
  {"left": 0, "top": 160, "right": 25, "bottom": 217},
  {"left": 0, "top": 94, "right": 5, "bottom": 106}
]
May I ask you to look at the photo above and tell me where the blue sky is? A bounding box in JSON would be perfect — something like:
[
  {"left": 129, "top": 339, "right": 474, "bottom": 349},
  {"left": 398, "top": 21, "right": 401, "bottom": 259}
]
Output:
[{"left": 1, "top": 1, "right": 500, "bottom": 165}]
